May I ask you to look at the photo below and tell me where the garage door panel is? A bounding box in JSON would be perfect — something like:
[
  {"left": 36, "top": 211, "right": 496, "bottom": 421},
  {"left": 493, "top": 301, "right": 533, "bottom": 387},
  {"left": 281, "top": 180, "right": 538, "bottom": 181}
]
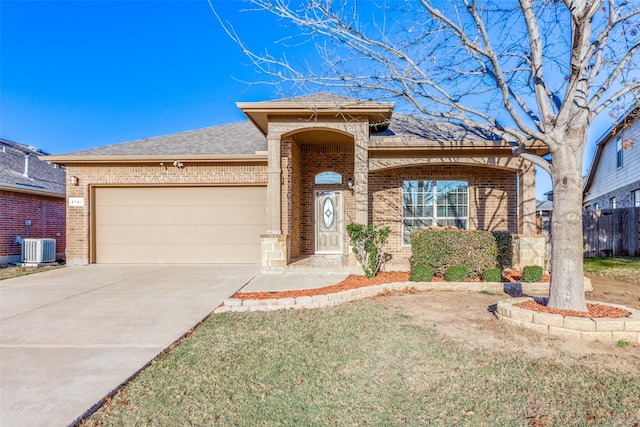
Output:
[
  {"left": 95, "top": 187, "right": 267, "bottom": 263},
  {"left": 97, "top": 243, "right": 262, "bottom": 264}
]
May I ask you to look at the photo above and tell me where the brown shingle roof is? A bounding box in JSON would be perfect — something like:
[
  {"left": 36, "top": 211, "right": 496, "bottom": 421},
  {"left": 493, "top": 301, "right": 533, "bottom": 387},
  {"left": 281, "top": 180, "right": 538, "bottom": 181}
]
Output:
[
  {"left": 59, "top": 121, "right": 267, "bottom": 157},
  {"left": 372, "top": 113, "right": 500, "bottom": 143}
]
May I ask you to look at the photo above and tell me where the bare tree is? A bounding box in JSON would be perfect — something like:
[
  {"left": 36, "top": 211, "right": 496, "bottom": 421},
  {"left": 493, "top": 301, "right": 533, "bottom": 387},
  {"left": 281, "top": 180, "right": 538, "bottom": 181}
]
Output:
[{"left": 212, "top": 0, "right": 640, "bottom": 311}]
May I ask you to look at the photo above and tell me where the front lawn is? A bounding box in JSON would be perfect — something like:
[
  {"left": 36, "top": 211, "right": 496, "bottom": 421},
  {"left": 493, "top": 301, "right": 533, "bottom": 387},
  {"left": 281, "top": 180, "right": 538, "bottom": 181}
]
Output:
[
  {"left": 584, "top": 257, "right": 640, "bottom": 285},
  {"left": 83, "top": 299, "right": 639, "bottom": 426}
]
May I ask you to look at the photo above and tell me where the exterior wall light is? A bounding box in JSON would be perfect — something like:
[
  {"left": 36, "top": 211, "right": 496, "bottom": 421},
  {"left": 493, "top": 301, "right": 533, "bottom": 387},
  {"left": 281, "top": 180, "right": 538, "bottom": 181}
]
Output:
[
  {"left": 347, "top": 177, "right": 355, "bottom": 191},
  {"left": 70, "top": 176, "right": 79, "bottom": 186}
]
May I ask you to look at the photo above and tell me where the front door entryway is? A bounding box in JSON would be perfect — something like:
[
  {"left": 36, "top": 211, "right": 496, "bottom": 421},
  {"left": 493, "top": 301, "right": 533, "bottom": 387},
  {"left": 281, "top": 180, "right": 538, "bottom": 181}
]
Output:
[{"left": 315, "top": 190, "right": 343, "bottom": 254}]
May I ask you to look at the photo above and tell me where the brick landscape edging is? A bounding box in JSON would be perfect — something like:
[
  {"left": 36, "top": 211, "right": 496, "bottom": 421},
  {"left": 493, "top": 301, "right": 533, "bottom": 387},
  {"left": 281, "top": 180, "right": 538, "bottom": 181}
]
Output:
[
  {"left": 495, "top": 297, "right": 640, "bottom": 344},
  {"left": 213, "top": 280, "right": 569, "bottom": 314}
]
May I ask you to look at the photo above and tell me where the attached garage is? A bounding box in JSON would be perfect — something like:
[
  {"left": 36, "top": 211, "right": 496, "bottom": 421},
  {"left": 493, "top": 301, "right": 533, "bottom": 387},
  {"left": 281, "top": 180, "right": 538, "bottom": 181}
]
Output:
[{"left": 93, "top": 186, "right": 267, "bottom": 264}]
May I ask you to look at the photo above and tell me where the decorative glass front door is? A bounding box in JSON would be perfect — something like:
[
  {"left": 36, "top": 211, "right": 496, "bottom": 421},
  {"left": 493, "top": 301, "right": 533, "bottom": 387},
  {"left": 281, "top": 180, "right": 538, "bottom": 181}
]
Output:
[{"left": 315, "top": 190, "right": 343, "bottom": 254}]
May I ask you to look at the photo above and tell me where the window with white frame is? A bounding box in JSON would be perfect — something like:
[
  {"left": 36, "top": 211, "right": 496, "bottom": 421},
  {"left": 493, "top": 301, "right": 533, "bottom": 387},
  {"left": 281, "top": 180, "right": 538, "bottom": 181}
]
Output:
[
  {"left": 616, "top": 136, "right": 623, "bottom": 168},
  {"left": 610, "top": 197, "right": 617, "bottom": 209},
  {"left": 632, "top": 189, "right": 640, "bottom": 207},
  {"left": 402, "top": 180, "right": 468, "bottom": 244}
]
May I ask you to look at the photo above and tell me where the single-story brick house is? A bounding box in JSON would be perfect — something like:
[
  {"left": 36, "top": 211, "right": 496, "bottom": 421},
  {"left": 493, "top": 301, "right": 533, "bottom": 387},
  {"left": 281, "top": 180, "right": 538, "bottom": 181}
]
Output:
[
  {"left": 1, "top": 138, "right": 66, "bottom": 263},
  {"left": 44, "top": 93, "right": 546, "bottom": 270}
]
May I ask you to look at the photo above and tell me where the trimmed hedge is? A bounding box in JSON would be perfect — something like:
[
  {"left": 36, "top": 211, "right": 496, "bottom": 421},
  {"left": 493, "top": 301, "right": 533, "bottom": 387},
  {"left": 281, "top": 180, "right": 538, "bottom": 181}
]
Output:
[
  {"left": 522, "top": 265, "right": 544, "bottom": 282},
  {"left": 492, "top": 231, "right": 513, "bottom": 270},
  {"left": 483, "top": 268, "right": 503, "bottom": 282},
  {"left": 410, "top": 265, "right": 434, "bottom": 282},
  {"left": 445, "top": 265, "right": 469, "bottom": 281},
  {"left": 410, "top": 227, "right": 497, "bottom": 279}
]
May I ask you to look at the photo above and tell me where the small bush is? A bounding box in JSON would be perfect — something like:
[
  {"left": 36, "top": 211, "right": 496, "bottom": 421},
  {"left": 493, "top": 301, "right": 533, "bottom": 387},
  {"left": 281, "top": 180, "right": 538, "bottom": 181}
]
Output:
[
  {"left": 445, "top": 265, "right": 469, "bottom": 282},
  {"left": 483, "top": 268, "right": 503, "bottom": 282},
  {"left": 346, "top": 223, "right": 391, "bottom": 279},
  {"left": 410, "top": 265, "right": 434, "bottom": 282},
  {"left": 522, "top": 265, "right": 544, "bottom": 282},
  {"left": 411, "top": 228, "right": 497, "bottom": 279},
  {"left": 492, "top": 231, "right": 513, "bottom": 270}
]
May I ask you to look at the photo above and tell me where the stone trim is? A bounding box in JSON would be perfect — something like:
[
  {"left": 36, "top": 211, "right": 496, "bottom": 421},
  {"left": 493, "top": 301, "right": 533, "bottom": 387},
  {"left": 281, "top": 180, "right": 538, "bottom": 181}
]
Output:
[
  {"left": 496, "top": 297, "right": 640, "bottom": 344},
  {"left": 212, "top": 280, "right": 578, "bottom": 313}
]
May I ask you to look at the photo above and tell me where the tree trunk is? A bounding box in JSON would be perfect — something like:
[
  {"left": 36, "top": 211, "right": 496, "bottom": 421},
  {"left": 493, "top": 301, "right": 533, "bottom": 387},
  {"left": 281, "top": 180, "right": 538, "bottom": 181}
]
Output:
[{"left": 547, "top": 143, "right": 588, "bottom": 312}]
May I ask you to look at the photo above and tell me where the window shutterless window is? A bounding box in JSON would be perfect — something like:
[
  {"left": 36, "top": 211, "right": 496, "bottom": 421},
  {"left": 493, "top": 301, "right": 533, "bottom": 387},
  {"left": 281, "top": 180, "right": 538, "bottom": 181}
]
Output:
[
  {"left": 632, "top": 189, "right": 640, "bottom": 207},
  {"left": 402, "top": 180, "right": 468, "bottom": 244},
  {"left": 616, "top": 136, "right": 623, "bottom": 168}
]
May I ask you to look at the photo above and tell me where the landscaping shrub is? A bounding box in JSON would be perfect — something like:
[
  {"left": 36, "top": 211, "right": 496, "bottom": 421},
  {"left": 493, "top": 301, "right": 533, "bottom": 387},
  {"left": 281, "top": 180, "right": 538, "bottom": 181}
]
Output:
[
  {"left": 410, "top": 265, "right": 434, "bottom": 282},
  {"left": 522, "top": 265, "right": 544, "bottom": 282},
  {"left": 492, "top": 231, "right": 513, "bottom": 270},
  {"left": 411, "top": 227, "right": 497, "bottom": 279},
  {"left": 346, "top": 223, "right": 391, "bottom": 279},
  {"left": 445, "top": 265, "right": 469, "bottom": 282},
  {"left": 483, "top": 268, "right": 503, "bottom": 282}
]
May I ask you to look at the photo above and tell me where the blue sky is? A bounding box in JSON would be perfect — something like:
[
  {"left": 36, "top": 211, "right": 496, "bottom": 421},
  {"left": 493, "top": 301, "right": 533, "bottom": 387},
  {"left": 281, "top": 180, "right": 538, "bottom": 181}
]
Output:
[
  {"left": 5, "top": 0, "right": 622, "bottom": 199},
  {"left": 1, "top": 1, "right": 284, "bottom": 153}
]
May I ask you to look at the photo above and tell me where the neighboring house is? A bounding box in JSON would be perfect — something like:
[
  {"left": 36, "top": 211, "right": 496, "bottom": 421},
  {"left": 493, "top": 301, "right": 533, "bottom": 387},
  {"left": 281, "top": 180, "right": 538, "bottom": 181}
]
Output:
[
  {"left": 583, "top": 105, "right": 640, "bottom": 210},
  {"left": 45, "top": 93, "right": 547, "bottom": 269},
  {"left": 0, "top": 139, "right": 66, "bottom": 264}
]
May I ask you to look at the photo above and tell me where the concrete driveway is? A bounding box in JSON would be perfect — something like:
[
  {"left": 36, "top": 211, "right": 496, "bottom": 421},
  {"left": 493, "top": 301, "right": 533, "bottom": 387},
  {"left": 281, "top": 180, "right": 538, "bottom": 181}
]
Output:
[{"left": 0, "top": 264, "right": 258, "bottom": 427}]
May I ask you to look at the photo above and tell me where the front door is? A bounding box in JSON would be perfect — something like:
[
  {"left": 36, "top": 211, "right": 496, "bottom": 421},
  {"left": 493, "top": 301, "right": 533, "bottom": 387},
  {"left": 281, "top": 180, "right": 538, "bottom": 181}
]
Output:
[{"left": 315, "top": 190, "right": 343, "bottom": 254}]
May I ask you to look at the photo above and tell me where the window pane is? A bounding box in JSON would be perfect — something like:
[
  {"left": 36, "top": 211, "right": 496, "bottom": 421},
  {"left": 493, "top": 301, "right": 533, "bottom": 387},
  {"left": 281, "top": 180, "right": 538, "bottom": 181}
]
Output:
[{"left": 315, "top": 171, "right": 342, "bottom": 184}]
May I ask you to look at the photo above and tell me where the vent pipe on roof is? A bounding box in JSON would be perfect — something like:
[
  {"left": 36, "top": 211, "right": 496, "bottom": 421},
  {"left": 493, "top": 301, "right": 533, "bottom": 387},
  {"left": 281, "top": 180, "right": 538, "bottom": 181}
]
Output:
[{"left": 24, "top": 153, "right": 30, "bottom": 178}]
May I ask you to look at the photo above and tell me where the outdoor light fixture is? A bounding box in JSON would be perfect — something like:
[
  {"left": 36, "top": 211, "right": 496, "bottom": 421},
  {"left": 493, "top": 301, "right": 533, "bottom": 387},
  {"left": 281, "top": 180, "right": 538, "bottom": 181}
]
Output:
[
  {"left": 70, "top": 176, "right": 79, "bottom": 186},
  {"left": 347, "top": 177, "right": 354, "bottom": 190}
]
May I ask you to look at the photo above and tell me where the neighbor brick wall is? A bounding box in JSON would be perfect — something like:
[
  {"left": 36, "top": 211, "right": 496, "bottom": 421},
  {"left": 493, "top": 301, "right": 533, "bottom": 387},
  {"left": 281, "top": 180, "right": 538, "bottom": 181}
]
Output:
[
  {"left": 370, "top": 165, "right": 517, "bottom": 260},
  {"left": 0, "top": 190, "right": 66, "bottom": 260},
  {"left": 65, "top": 162, "right": 267, "bottom": 264}
]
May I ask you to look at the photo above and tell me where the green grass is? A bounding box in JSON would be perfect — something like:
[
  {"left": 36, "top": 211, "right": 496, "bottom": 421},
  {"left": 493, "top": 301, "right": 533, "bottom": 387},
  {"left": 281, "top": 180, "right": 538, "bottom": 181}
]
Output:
[
  {"left": 583, "top": 257, "right": 640, "bottom": 284},
  {"left": 0, "top": 264, "right": 64, "bottom": 280},
  {"left": 83, "top": 300, "right": 640, "bottom": 426}
]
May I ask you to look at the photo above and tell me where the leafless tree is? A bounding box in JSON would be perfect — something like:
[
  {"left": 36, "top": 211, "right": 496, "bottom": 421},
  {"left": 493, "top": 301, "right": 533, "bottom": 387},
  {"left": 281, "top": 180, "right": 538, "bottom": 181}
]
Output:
[{"left": 213, "top": 0, "right": 640, "bottom": 311}]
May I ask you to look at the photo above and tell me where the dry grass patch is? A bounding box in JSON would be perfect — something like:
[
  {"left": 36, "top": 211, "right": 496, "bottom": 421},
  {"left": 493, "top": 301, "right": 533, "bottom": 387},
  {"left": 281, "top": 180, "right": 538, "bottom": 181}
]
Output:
[{"left": 0, "top": 264, "right": 64, "bottom": 280}]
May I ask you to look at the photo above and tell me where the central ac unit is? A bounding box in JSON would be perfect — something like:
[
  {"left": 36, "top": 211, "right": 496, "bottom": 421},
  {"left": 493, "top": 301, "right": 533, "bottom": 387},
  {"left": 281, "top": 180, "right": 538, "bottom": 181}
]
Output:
[{"left": 22, "top": 238, "right": 56, "bottom": 263}]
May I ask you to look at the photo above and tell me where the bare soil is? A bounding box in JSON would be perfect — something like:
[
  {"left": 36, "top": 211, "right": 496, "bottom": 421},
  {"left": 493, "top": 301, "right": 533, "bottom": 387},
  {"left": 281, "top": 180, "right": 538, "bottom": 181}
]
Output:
[{"left": 382, "top": 274, "right": 640, "bottom": 375}]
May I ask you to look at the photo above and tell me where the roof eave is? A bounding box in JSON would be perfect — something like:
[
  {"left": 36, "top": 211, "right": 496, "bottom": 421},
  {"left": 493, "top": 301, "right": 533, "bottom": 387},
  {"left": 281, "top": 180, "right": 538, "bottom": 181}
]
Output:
[
  {"left": 0, "top": 183, "right": 65, "bottom": 198},
  {"left": 237, "top": 101, "right": 395, "bottom": 135},
  {"left": 41, "top": 153, "right": 268, "bottom": 165}
]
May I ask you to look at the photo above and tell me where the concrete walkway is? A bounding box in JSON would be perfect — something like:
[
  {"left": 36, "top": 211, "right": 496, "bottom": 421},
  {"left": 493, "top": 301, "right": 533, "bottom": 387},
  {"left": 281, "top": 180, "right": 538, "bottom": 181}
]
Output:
[{"left": 0, "top": 264, "right": 264, "bottom": 427}]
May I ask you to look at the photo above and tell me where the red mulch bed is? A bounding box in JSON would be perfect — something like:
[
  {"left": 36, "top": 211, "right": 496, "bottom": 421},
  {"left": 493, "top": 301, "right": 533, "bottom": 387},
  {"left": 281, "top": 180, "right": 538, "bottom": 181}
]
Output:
[
  {"left": 515, "top": 300, "right": 631, "bottom": 318},
  {"left": 232, "top": 272, "right": 410, "bottom": 301},
  {"left": 232, "top": 269, "right": 546, "bottom": 301},
  {"left": 503, "top": 270, "right": 551, "bottom": 283}
]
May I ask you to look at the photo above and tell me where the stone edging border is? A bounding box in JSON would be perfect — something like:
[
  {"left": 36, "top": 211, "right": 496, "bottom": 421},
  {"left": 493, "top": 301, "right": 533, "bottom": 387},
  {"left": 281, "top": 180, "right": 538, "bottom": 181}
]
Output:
[
  {"left": 213, "top": 279, "right": 583, "bottom": 314},
  {"left": 495, "top": 297, "right": 640, "bottom": 344}
]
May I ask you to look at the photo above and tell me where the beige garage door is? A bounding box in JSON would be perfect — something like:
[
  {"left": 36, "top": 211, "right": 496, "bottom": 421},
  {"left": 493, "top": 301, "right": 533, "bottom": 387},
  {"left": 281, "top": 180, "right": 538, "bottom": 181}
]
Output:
[{"left": 94, "top": 186, "right": 267, "bottom": 264}]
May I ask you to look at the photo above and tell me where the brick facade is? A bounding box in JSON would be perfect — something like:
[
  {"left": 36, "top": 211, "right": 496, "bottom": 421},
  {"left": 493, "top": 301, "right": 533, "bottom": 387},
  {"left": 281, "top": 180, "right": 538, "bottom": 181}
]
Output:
[
  {"left": 64, "top": 162, "right": 267, "bottom": 264},
  {"left": 370, "top": 165, "right": 517, "bottom": 259},
  {"left": 279, "top": 142, "right": 518, "bottom": 261},
  {"left": 0, "top": 190, "right": 66, "bottom": 262}
]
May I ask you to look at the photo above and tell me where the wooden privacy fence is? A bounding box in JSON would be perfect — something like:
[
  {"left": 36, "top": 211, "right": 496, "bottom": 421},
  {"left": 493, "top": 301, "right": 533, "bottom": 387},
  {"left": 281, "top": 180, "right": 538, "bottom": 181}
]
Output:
[{"left": 583, "top": 207, "right": 640, "bottom": 257}]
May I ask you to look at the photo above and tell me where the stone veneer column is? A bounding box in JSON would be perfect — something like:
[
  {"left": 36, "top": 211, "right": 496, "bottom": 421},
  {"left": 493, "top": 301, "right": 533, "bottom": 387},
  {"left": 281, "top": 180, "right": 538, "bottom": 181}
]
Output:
[
  {"left": 267, "top": 135, "right": 282, "bottom": 235},
  {"left": 515, "top": 161, "right": 545, "bottom": 268},
  {"left": 354, "top": 123, "right": 369, "bottom": 225},
  {"left": 518, "top": 162, "right": 536, "bottom": 236},
  {"left": 261, "top": 131, "right": 288, "bottom": 270}
]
